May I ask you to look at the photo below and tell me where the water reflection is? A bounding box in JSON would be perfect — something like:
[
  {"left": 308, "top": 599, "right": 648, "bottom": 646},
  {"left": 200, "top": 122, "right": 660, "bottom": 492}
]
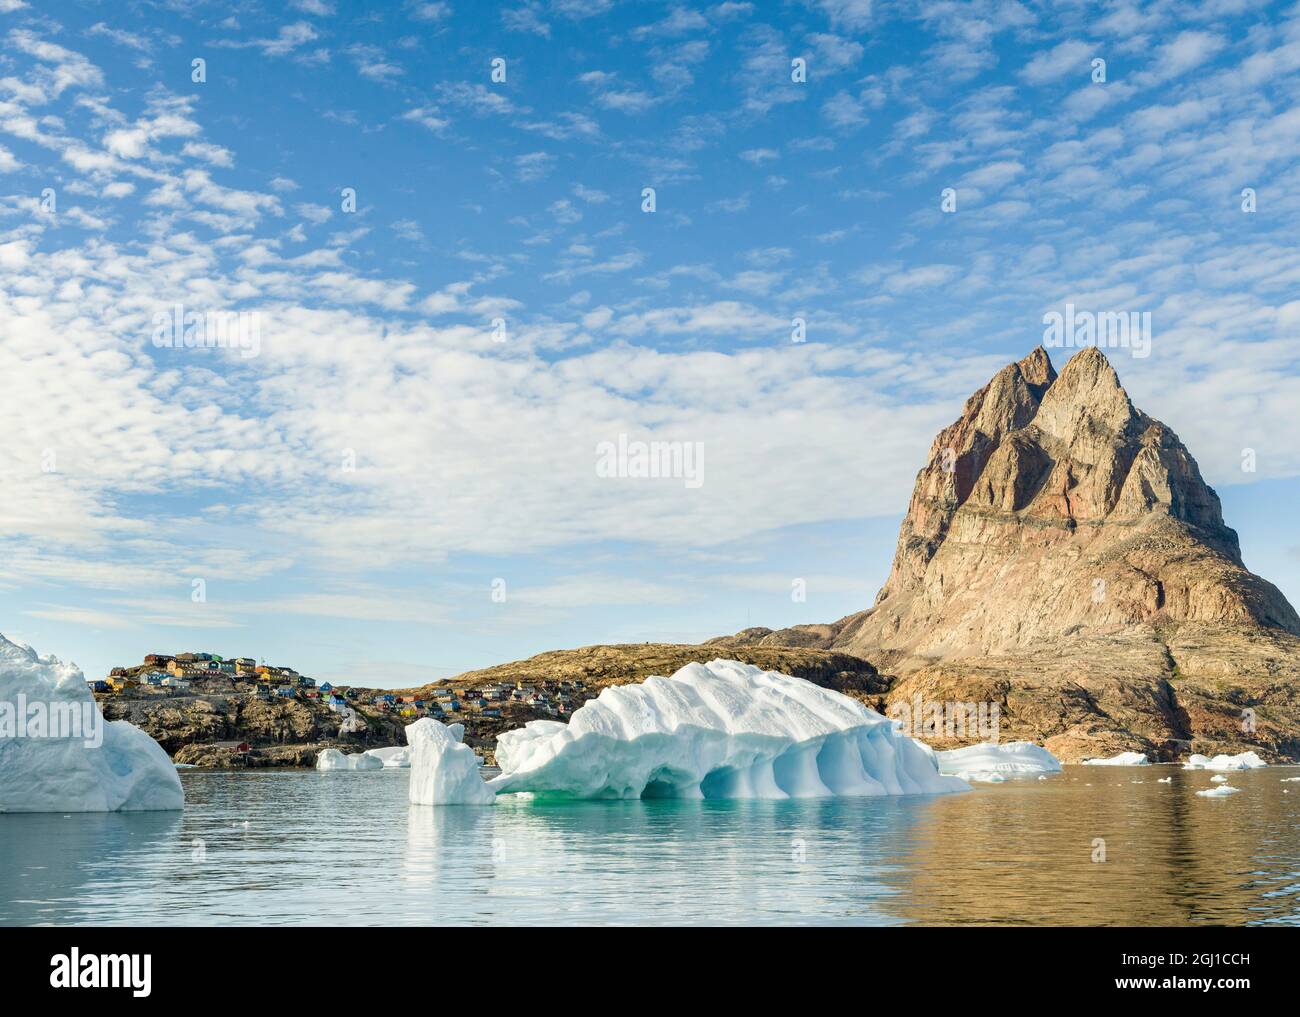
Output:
[{"left": 2, "top": 766, "right": 1299, "bottom": 925}]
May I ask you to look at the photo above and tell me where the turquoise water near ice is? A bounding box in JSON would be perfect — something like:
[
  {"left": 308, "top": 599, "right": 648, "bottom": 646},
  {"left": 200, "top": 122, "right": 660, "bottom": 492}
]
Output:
[{"left": 3, "top": 766, "right": 1300, "bottom": 925}]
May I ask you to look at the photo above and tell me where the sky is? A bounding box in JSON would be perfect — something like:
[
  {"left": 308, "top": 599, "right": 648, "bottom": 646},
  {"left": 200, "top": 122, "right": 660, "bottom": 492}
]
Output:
[{"left": 2, "top": 0, "right": 1300, "bottom": 688}]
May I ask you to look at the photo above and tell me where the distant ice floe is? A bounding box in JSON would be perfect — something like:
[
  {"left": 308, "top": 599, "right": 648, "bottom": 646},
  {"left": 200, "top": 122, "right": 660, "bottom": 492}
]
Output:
[
  {"left": 364, "top": 745, "right": 411, "bottom": 768},
  {"left": 1182, "top": 751, "right": 1267, "bottom": 771},
  {"left": 1082, "top": 751, "right": 1149, "bottom": 766},
  {"left": 407, "top": 660, "right": 969, "bottom": 805},
  {"left": 316, "top": 748, "right": 383, "bottom": 771},
  {"left": 1196, "top": 785, "right": 1241, "bottom": 797},
  {"left": 931, "top": 741, "right": 1062, "bottom": 783},
  {"left": 0, "top": 632, "right": 183, "bottom": 813}
]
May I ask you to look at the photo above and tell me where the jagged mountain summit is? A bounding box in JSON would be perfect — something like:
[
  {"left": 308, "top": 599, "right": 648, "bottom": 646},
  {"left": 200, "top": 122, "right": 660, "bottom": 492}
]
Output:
[{"left": 721, "top": 346, "right": 1300, "bottom": 762}]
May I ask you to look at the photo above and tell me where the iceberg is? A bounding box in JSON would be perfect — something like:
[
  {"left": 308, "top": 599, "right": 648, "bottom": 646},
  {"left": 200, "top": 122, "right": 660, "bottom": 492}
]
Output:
[
  {"left": 407, "top": 659, "right": 969, "bottom": 805},
  {"left": 364, "top": 745, "right": 411, "bottom": 768},
  {"left": 1082, "top": 751, "right": 1149, "bottom": 766},
  {"left": 934, "top": 741, "right": 1061, "bottom": 781},
  {"left": 1182, "top": 751, "right": 1266, "bottom": 771},
  {"left": 0, "top": 632, "right": 183, "bottom": 813},
  {"left": 407, "top": 720, "right": 494, "bottom": 805},
  {"left": 315, "top": 748, "right": 383, "bottom": 771},
  {"left": 1196, "top": 784, "right": 1241, "bottom": 797}
]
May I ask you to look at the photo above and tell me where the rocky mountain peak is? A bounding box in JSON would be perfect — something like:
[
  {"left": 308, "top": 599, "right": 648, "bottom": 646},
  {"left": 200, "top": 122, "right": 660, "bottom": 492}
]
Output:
[{"left": 724, "top": 345, "right": 1300, "bottom": 762}]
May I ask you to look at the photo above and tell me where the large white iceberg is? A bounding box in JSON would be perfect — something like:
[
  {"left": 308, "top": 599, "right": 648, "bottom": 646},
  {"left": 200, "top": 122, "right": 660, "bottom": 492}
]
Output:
[
  {"left": 934, "top": 741, "right": 1061, "bottom": 781},
  {"left": 0, "top": 633, "right": 183, "bottom": 813},
  {"left": 407, "top": 659, "right": 969, "bottom": 805},
  {"left": 1182, "top": 751, "right": 1266, "bottom": 771},
  {"left": 1082, "top": 751, "right": 1149, "bottom": 766},
  {"left": 316, "top": 748, "right": 383, "bottom": 771}
]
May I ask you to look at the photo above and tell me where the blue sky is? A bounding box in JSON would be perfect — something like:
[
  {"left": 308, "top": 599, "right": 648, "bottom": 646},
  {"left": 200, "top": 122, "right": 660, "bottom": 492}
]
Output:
[{"left": 2, "top": 0, "right": 1300, "bottom": 687}]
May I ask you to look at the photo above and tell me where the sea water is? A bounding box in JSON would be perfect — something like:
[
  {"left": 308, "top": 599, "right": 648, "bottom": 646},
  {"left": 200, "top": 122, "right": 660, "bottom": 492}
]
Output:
[{"left": 2, "top": 766, "right": 1299, "bottom": 925}]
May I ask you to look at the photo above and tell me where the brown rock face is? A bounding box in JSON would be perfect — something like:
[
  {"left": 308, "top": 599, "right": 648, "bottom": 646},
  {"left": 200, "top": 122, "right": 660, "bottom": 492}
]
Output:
[{"left": 730, "top": 346, "right": 1300, "bottom": 761}]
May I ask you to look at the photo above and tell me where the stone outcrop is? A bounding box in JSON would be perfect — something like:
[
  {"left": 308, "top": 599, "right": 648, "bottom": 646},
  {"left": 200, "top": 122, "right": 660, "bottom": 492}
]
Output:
[{"left": 725, "top": 347, "right": 1300, "bottom": 762}]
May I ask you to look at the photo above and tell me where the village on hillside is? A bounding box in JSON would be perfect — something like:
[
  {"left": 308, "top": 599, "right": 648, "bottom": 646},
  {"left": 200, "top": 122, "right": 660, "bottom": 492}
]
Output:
[{"left": 91, "top": 651, "right": 593, "bottom": 743}]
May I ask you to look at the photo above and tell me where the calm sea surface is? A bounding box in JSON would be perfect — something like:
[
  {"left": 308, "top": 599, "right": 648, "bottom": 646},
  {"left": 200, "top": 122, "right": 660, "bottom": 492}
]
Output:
[{"left": 3, "top": 766, "right": 1300, "bottom": 925}]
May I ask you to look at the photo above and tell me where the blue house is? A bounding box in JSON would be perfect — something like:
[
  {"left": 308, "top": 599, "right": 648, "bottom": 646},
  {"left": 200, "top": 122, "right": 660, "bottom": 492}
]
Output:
[
  {"left": 275, "top": 686, "right": 295, "bottom": 698},
  {"left": 88, "top": 680, "right": 110, "bottom": 693},
  {"left": 319, "top": 682, "right": 334, "bottom": 693}
]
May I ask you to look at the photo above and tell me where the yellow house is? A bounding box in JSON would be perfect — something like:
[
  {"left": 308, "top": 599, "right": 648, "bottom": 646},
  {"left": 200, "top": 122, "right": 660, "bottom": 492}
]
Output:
[{"left": 106, "top": 677, "right": 138, "bottom": 692}]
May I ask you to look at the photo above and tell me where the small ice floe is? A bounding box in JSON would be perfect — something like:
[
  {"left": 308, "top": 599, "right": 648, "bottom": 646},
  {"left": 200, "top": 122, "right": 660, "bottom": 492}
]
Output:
[
  {"left": 315, "top": 748, "right": 383, "bottom": 771},
  {"left": 956, "top": 772, "right": 1007, "bottom": 783},
  {"left": 1157, "top": 776, "right": 1173, "bottom": 783},
  {"left": 1281, "top": 777, "right": 1300, "bottom": 783},
  {"left": 363, "top": 746, "right": 411, "bottom": 768},
  {"left": 1196, "top": 785, "right": 1241, "bottom": 798},
  {"left": 935, "top": 741, "right": 1061, "bottom": 783},
  {"left": 1082, "top": 751, "right": 1149, "bottom": 766},
  {"left": 1210, "top": 774, "right": 1228, "bottom": 783},
  {"left": 1182, "top": 751, "right": 1266, "bottom": 771}
]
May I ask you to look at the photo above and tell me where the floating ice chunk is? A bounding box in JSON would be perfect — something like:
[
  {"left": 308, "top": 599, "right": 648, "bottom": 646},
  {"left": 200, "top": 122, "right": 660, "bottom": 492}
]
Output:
[
  {"left": 935, "top": 741, "right": 1061, "bottom": 781},
  {"left": 363, "top": 746, "right": 411, "bottom": 768},
  {"left": 1281, "top": 777, "right": 1300, "bottom": 783},
  {"left": 1182, "top": 751, "right": 1266, "bottom": 771},
  {"left": 407, "top": 717, "right": 495, "bottom": 805},
  {"left": 316, "top": 748, "right": 383, "bottom": 771},
  {"left": 1157, "top": 776, "right": 1173, "bottom": 783},
  {"left": 0, "top": 632, "right": 183, "bottom": 813},
  {"left": 1082, "top": 751, "right": 1149, "bottom": 766},
  {"left": 408, "top": 659, "right": 969, "bottom": 804},
  {"left": 1210, "top": 774, "right": 1228, "bottom": 783},
  {"left": 1196, "top": 785, "right": 1240, "bottom": 797},
  {"left": 956, "top": 771, "right": 1006, "bottom": 783}
]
